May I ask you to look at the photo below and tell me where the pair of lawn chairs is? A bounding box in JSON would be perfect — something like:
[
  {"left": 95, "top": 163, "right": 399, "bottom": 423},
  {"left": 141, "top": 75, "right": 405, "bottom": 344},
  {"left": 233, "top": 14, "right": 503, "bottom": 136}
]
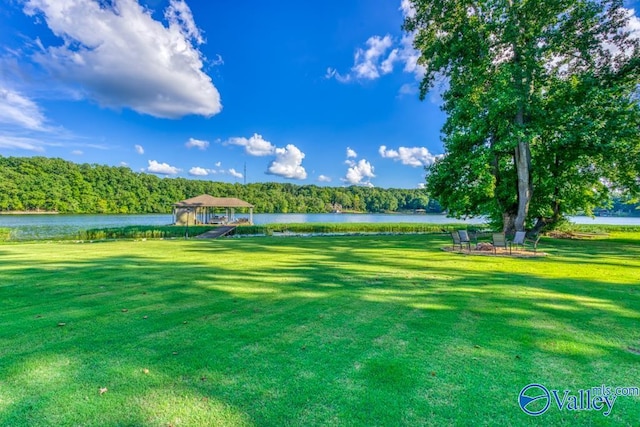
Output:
[
  {"left": 492, "top": 231, "right": 541, "bottom": 254},
  {"left": 451, "top": 230, "right": 473, "bottom": 251}
]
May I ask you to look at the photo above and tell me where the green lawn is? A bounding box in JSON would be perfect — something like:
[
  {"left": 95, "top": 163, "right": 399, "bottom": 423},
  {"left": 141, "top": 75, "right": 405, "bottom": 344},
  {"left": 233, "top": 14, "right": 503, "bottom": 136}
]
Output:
[{"left": 0, "top": 233, "right": 639, "bottom": 426}]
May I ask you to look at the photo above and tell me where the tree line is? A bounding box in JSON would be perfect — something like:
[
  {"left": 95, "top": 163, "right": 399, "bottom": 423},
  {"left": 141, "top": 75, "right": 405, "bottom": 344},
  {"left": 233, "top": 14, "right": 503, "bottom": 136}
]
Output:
[{"left": 0, "top": 156, "right": 434, "bottom": 214}]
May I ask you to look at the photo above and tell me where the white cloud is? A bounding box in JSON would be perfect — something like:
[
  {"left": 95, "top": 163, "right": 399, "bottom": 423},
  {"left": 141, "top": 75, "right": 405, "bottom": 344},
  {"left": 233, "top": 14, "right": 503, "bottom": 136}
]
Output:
[
  {"left": 71, "top": 149, "right": 83, "bottom": 155},
  {"left": 23, "top": 0, "right": 222, "bottom": 119},
  {"left": 379, "top": 145, "right": 440, "bottom": 167},
  {"left": 267, "top": 144, "right": 307, "bottom": 179},
  {"left": 0, "top": 132, "right": 107, "bottom": 152},
  {"left": 398, "top": 83, "right": 418, "bottom": 96},
  {"left": 0, "top": 135, "right": 46, "bottom": 151},
  {"left": 327, "top": 2, "right": 425, "bottom": 84},
  {"left": 328, "top": 34, "right": 423, "bottom": 82},
  {"left": 352, "top": 35, "right": 394, "bottom": 79},
  {"left": 147, "top": 159, "right": 180, "bottom": 175},
  {"left": 0, "top": 87, "right": 82, "bottom": 152},
  {"left": 344, "top": 159, "right": 375, "bottom": 186},
  {"left": 186, "top": 137, "right": 209, "bottom": 150},
  {"left": 346, "top": 147, "right": 357, "bottom": 158},
  {"left": 189, "top": 166, "right": 208, "bottom": 176},
  {"left": 227, "top": 133, "right": 275, "bottom": 156},
  {"left": 225, "top": 133, "right": 308, "bottom": 181},
  {"left": 396, "top": 3, "right": 425, "bottom": 79},
  {"left": 380, "top": 48, "right": 399, "bottom": 74},
  {"left": 417, "top": 183, "right": 425, "bottom": 189},
  {"left": 379, "top": 35, "right": 425, "bottom": 80},
  {"left": 134, "top": 144, "right": 144, "bottom": 154},
  {"left": 211, "top": 54, "right": 224, "bottom": 66},
  {"left": 318, "top": 175, "right": 332, "bottom": 183},
  {"left": 78, "top": 142, "right": 110, "bottom": 150},
  {"left": 379, "top": 146, "right": 399, "bottom": 158},
  {"left": 400, "top": 0, "right": 416, "bottom": 19},
  {"left": 228, "top": 168, "right": 243, "bottom": 179},
  {"left": 325, "top": 67, "right": 351, "bottom": 83},
  {"left": 397, "top": 34, "right": 424, "bottom": 78},
  {"left": 164, "top": 0, "right": 203, "bottom": 44},
  {"left": 214, "top": 161, "right": 221, "bottom": 167},
  {"left": 0, "top": 87, "right": 47, "bottom": 130}
]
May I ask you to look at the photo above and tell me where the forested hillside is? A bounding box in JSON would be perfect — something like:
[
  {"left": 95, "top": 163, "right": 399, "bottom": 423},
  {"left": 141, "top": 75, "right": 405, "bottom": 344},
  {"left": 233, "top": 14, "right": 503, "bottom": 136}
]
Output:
[{"left": 0, "top": 156, "right": 434, "bottom": 214}]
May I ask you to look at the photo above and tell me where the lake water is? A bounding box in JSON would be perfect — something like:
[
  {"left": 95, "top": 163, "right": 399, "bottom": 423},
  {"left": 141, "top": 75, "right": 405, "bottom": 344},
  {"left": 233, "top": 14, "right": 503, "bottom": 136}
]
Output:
[{"left": 1, "top": 213, "right": 639, "bottom": 240}]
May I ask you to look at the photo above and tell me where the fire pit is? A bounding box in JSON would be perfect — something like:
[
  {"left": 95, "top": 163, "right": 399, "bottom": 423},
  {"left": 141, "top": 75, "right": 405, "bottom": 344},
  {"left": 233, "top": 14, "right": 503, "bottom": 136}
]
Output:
[{"left": 476, "top": 242, "right": 494, "bottom": 252}]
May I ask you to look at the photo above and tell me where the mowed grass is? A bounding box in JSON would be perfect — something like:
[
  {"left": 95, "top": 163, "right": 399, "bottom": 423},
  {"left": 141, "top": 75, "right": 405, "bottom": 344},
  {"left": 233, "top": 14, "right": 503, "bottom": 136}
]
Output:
[{"left": 0, "top": 233, "right": 639, "bottom": 426}]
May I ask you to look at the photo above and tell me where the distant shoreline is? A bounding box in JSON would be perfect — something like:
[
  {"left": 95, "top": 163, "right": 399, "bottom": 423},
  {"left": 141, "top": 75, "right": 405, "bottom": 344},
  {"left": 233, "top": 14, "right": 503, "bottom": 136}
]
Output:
[{"left": 0, "top": 211, "right": 59, "bottom": 215}]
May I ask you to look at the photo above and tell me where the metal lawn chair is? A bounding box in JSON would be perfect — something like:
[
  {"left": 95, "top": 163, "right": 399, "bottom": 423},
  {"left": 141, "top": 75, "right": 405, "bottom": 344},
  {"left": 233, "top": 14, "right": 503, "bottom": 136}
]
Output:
[
  {"left": 492, "top": 233, "right": 508, "bottom": 254},
  {"left": 451, "top": 231, "right": 471, "bottom": 251},
  {"left": 451, "top": 231, "right": 462, "bottom": 250},
  {"left": 510, "top": 231, "right": 527, "bottom": 252},
  {"left": 458, "top": 230, "right": 472, "bottom": 251},
  {"left": 527, "top": 234, "right": 541, "bottom": 253}
]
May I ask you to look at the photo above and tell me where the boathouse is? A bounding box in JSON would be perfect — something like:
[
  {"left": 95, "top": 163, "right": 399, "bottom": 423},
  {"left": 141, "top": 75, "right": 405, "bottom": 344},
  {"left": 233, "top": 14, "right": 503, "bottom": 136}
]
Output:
[{"left": 173, "top": 195, "right": 254, "bottom": 226}]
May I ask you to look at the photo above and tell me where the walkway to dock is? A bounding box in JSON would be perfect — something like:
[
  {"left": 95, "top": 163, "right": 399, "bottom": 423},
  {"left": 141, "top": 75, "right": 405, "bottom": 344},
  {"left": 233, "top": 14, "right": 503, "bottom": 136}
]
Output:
[{"left": 195, "top": 226, "right": 236, "bottom": 239}]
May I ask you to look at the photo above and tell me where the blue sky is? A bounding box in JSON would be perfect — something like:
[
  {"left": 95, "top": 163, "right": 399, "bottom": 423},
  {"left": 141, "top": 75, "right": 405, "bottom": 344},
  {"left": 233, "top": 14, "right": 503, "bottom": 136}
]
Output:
[{"left": 1, "top": 1, "right": 639, "bottom": 189}]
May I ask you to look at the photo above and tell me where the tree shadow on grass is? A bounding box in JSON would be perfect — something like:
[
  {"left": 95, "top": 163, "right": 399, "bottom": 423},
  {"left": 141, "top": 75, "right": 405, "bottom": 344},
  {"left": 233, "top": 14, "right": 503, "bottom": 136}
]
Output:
[
  {"left": 541, "top": 235, "right": 640, "bottom": 260},
  {"left": 0, "top": 235, "right": 639, "bottom": 425}
]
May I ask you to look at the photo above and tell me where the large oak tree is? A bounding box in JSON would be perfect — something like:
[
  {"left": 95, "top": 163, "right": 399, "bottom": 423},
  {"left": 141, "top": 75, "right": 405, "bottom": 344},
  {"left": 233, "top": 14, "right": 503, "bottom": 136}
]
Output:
[{"left": 406, "top": 0, "right": 640, "bottom": 232}]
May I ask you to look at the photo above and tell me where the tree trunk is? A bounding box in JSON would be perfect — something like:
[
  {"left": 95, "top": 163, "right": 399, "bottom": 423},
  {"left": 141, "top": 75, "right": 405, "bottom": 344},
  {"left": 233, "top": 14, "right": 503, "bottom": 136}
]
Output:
[
  {"left": 503, "top": 212, "right": 516, "bottom": 234},
  {"left": 514, "top": 107, "right": 532, "bottom": 232},
  {"left": 532, "top": 200, "right": 562, "bottom": 234}
]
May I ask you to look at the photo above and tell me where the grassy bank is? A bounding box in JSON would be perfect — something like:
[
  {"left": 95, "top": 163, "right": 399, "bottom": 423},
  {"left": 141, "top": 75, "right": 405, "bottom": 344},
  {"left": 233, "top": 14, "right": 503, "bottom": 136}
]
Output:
[
  {"left": 234, "top": 222, "right": 464, "bottom": 235},
  {"left": 0, "top": 233, "right": 639, "bottom": 425},
  {"left": 2, "top": 221, "right": 640, "bottom": 242},
  {"left": 76, "top": 225, "right": 220, "bottom": 240},
  {"left": 76, "top": 223, "right": 466, "bottom": 241},
  {"left": 74, "top": 222, "right": 640, "bottom": 241}
]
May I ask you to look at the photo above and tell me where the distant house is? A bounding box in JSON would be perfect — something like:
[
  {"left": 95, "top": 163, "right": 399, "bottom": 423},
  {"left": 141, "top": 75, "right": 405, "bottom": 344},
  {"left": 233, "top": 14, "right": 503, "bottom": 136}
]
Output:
[{"left": 173, "top": 194, "right": 254, "bottom": 225}]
